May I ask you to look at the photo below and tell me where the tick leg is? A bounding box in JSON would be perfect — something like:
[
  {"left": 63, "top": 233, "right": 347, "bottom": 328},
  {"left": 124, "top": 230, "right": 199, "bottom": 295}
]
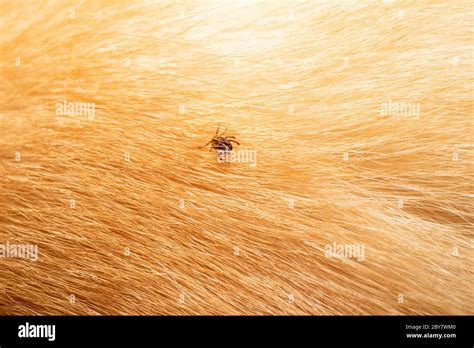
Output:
[
  {"left": 199, "top": 140, "right": 212, "bottom": 149},
  {"left": 221, "top": 128, "right": 227, "bottom": 136},
  {"left": 229, "top": 139, "right": 240, "bottom": 145},
  {"left": 215, "top": 127, "right": 220, "bottom": 136}
]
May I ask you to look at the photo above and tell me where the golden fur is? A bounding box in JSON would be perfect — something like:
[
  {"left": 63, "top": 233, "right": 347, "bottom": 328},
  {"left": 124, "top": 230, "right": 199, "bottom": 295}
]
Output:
[{"left": 0, "top": 0, "right": 472, "bottom": 314}]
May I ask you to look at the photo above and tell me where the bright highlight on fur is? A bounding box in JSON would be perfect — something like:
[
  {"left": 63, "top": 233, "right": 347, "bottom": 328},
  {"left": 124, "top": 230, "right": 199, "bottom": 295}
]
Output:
[{"left": 0, "top": 0, "right": 473, "bottom": 315}]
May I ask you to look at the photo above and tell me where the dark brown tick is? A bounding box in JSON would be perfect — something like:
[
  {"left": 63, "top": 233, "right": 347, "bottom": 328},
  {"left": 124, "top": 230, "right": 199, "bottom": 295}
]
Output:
[{"left": 199, "top": 127, "right": 240, "bottom": 153}]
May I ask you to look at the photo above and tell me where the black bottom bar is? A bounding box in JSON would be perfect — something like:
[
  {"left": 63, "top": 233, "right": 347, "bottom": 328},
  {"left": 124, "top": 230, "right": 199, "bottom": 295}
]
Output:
[{"left": 0, "top": 316, "right": 472, "bottom": 346}]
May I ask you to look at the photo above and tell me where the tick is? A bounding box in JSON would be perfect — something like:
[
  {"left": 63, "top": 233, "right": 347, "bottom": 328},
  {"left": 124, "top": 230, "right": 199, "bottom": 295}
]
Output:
[{"left": 199, "top": 127, "right": 240, "bottom": 152}]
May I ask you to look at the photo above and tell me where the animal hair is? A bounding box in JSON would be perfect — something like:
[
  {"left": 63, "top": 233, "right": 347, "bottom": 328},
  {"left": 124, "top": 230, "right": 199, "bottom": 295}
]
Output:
[{"left": 0, "top": 0, "right": 472, "bottom": 315}]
